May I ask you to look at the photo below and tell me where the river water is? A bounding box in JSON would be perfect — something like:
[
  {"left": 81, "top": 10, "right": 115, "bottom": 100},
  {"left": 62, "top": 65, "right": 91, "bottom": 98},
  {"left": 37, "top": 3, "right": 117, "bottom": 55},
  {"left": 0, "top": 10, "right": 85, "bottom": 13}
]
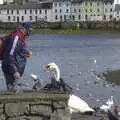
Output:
[{"left": 0, "top": 34, "right": 120, "bottom": 107}]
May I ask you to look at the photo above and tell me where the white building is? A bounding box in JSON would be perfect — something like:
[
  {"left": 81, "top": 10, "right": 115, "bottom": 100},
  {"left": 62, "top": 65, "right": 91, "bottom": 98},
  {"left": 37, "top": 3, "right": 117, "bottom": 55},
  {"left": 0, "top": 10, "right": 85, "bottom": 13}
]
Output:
[
  {"left": 0, "top": 2, "right": 52, "bottom": 22},
  {"left": 103, "top": 0, "right": 114, "bottom": 21},
  {"left": 114, "top": 4, "right": 120, "bottom": 21},
  {"left": 51, "top": 0, "right": 71, "bottom": 22}
]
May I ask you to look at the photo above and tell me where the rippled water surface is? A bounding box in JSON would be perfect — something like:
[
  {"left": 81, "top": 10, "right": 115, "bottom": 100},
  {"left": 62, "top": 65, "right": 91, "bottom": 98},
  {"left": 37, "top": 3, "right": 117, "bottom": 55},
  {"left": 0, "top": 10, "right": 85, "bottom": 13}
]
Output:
[{"left": 0, "top": 34, "right": 120, "bottom": 107}]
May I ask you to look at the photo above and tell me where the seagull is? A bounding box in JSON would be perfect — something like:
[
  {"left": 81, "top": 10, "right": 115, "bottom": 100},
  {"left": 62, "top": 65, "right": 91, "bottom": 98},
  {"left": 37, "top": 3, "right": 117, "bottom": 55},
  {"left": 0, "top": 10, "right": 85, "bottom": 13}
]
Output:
[
  {"left": 45, "top": 62, "right": 94, "bottom": 114},
  {"left": 100, "top": 96, "right": 114, "bottom": 112}
]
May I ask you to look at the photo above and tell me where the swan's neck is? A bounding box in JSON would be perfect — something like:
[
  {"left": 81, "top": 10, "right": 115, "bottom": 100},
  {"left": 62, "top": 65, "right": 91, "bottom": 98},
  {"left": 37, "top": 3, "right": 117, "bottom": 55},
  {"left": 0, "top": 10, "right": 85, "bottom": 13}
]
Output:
[{"left": 54, "top": 66, "right": 60, "bottom": 81}]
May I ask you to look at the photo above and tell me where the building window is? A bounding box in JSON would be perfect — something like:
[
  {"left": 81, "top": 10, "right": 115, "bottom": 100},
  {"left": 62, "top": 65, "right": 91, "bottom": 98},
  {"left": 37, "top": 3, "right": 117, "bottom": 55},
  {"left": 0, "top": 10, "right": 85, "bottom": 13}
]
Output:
[
  {"left": 17, "top": 10, "right": 19, "bottom": 14},
  {"left": 45, "top": 16, "right": 47, "bottom": 20},
  {"left": 90, "top": 2, "right": 92, "bottom": 6},
  {"left": 64, "top": 15, "right": 66, "bottom": 21},
  {"left": 74, "top": 8, "right": 76, "bottom": 13},
  {"left": 59, "top": 3, "right": 62, "bottom": 7},
  {"left": 35, "top": 16, "right": 37, "bottom": 21},
  {"left": 90, "top": 9, "right": 92, "bottom": 12},
  {"left": 85, "top": 9, "right": 87, "bottom": 12},
  {"left": 13, "top": 16, "right": 15, "bottom": 21},
  {"left": 25, "top": 10, "right": 27, "bottom": 14},
  {"left": 11, "top": 10, "right": 13, "bottom": 14},
  {"left": 35, "top": 9, "right": 37, "bottom": 14},
  {"left": 85, "top": 2, "right": 87, "bottom": 6},
  {"left": 45, "top": 9, "right": 47, "bottom": 14},
  {"left": 55, "top": 15, "right": 57, "bottom": 20},
  {"left": 30, "top": 9, "right": 32, "bottom": 14},
  {"left": 78, "top": 15, "right": 80, "bottom": 20},
  {"left": 7, "top": 10, "right": 9, "bottom": 14},
  {"left": 110, "top": 8, "right": 112, "bottom": 12},
  {"left": 17, "top": 16, "right": 19, "bottom": 22},
  {"left": 0, "top": 10, "right": 1, "bottom": 14},
  {"left": 55, "top": 9, "right": 57, "bottom": 13},
  {"left": 29, "top": 16, "right": 32, "bottom": 21},
  {"left": 60, "top": 15, "right": 62, "bottom": 21},
  {"left": 105, "top": 8, "right": 107, "bottom": 12},
  {"left": 72, "top": 15, "right": 75, "bottom": 20},
  {"left": 66, "top": 9, "right": 69, "bottom": 13},
  {"left": 97, "top": 2, "right": 99, "bottom": 6},
  {"left": 60, "top": 9, "right": 62, "bottom": 13},
  {"left": 97, "top": 9, "right": 100, "bottom": 12},
  {"left": 110, "top": 15, "right": 112, "bottom": 20},
  {"left": 21, "top": 16, "right": 24, "bottom": 21},
  {"left": 66, "top": 3, "right": 69, "bottom": 6},
  {"left": 104, "top": 15, "right": 106, "bottom": 20},
  {"left": 8, "top": 16, "right": 10, "bottom": 21},
  {"left": 55, "top": 3, "right": 57, "bottom": 7},
  {"left": 85, "top": 15, "right": 88, "bottom": 20},
  {"left": 39, "top": 10, "right": 41, "bottom": 14},
  {"left": 79, "top": 9, "right": 81, "bottom": 12}
]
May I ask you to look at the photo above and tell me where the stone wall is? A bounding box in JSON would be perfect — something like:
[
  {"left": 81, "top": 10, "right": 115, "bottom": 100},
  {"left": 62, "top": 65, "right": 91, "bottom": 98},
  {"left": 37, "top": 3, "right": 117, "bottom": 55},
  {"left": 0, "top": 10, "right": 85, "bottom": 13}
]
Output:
[{"left": 0, "top": 91, "right": 71, "bottom": 120}]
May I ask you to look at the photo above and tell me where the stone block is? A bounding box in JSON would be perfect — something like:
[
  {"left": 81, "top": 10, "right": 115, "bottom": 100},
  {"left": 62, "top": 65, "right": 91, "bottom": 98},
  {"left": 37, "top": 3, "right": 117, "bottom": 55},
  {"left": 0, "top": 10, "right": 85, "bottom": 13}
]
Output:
[
  {"left": 8, "top": 116, "right": 43, "bottom": 120},
  {"left": 30, "top": 104, "right": 51, "bottom": 116},
  {"left": 5, "top": 103, "right": 29, "bottom": 117}
]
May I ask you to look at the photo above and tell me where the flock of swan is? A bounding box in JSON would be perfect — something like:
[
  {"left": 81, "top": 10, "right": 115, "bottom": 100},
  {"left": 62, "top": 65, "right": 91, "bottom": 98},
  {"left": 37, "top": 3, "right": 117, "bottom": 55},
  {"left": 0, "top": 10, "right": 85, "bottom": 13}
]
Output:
[{"left": 30, "top": 62, "right": 120, "bottom": 120}]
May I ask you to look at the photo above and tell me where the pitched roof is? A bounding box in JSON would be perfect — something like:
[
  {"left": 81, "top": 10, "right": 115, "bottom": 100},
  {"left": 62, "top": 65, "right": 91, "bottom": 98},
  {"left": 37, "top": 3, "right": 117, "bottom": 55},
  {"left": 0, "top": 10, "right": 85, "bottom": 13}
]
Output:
[{"left": 0, "top": 1, "right": 52, "bottom": 10}]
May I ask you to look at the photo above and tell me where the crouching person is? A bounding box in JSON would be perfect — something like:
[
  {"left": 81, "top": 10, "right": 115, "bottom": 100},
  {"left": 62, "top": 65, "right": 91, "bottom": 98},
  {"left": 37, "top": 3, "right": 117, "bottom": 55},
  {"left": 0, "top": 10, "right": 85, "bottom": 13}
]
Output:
[{"left": 1, "top": 23, "right": 32, "bottom": 91}]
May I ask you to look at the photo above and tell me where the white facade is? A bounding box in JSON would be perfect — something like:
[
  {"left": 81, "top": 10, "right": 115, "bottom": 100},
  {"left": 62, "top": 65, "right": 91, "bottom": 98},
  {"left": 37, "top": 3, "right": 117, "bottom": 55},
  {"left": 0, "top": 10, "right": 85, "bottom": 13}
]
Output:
[
  {"left": 0, "top": 8, "right": 52, "bottom": 22},
  {"left": 52, "top": 0, "right": 71, "bottom": 22},
  {"left": 104, "top": 2, "right": 114, "bottom": 21}
]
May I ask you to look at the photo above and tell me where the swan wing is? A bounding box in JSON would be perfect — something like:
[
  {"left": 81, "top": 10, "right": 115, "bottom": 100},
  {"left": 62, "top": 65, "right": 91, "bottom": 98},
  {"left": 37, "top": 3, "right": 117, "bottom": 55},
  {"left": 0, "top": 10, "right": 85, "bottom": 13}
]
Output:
[{"left": 68, "top": 94, "right": 94, "bottom": 113}]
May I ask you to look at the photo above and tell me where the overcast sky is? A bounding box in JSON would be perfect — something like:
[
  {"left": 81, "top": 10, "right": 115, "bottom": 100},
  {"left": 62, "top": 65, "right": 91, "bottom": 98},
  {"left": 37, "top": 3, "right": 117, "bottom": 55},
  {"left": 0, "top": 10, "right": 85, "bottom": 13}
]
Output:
[{"left": 0, "top": 0, "right": 3, "bottom": 4}]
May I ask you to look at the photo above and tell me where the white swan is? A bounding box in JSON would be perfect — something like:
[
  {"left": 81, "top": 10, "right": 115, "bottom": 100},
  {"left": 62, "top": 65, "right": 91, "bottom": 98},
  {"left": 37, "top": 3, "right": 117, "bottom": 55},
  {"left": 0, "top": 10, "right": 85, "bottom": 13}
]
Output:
[
  {"left": 100, "top": 96, "right": 114, "bottom": 112},
  {"left": 45, "top": 62, "right": 94, "bottom": 114}
]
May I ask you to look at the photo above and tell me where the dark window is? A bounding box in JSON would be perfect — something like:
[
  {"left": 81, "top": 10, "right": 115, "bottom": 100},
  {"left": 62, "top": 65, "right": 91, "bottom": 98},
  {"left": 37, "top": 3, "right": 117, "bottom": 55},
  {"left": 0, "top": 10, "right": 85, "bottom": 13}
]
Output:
[
  {"left": 104, "top": 15, "right": 106, "bottom": 20},
  {"left": 85, "top": 2, "right": 87, "bottom": 6},
  {"left": 45, "top": 9, "right": 47, "bottom": 14},
  {"left": 30, "top": 16, "right": 32, "bottom": 21},
  {"left": 21, "top": 16, "right": 24, "bottom": 21},
  {"left": 72, "top": 15, "right": 75, "bottom": 20},
  {"left": 17, "top": 16, "right": 19, "bottom": 22},
  {"left": 35, "top": 16, "right": 37, "bottom": 21},
  {"left": 74, "top": 8, "right": 76, "bottom": 12},
  {"left": 110, "top": 8, "right": 112, "bottom": 12},
  {"left": 39, "top": 9, "right": 41, "bottom": 14},
  {"left": 97, "top": 9, "right": 100, "bottom": 12},
  {"left": 110, "top": 15, "right": 112, "bottom": 20},
  {"left": 105, "top": 8, "right": 107, "bottom": 12},
  {"left": 85, "top": 15, "right": 88, "bottom": 20},
  {"left": 30, "top": 9, "right": 32, "bottom": 14},
  {"left": 66, "top": 9, "right": 69, "bottom": 13},
  {"left": 13, "top": 16, "right": 15, "bottom": 21},
  {"left": 55, "top": 9, "right": 57, "bottom": 13},
  {"left": 55, "top": 3, "right": 57, "bottom": 7},
  {"left": 60, "top": 15, "right": 62, "bottom": 20},
  {"left": 66, "top": 3, "right": 69, "bottom": 6},
  {"left": 25, "top": 10, "right": 27, "bottom": 14},
  {"left": 78, "top": 15, "right": 81, "bottom": 20},
  {"left": 79, "top": 9, "right": 81, "bottom": 12},
  {"left": 85, "top": 9, "right": 87, "bottom": 12},
  {"left": 90, "top": 9, "right": 92, "bottom": 12},
  {"left": 64, "top": 15, "right": 66, "bottom": 20},
  {"left": 55, "top": 15, "right": 57, "bottom": 20},
  {"left": 8, "top": 16, "right": 10, "bottom": 21},
  {"left": 59, "top": 3, "right": 61, "bottom": 7},
  {"left": 35, "top": 9, "right": 37, "bottom": 14},
  {"left": 45, "top": 16, "right": 47, "bottom": 20},
  {"left": 60, "top": 9, "right": 62, "bottom": 13},
  {"left": 90, "top": 2, "right": 92, "bottom": 6},
  {"left": 11, "top": 10, "right": 13, "bottom": 14}
]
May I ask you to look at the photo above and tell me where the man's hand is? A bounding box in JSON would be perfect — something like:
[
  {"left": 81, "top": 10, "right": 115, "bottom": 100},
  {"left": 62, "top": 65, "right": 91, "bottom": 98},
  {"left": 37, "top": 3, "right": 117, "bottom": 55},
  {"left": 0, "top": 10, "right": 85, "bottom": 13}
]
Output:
[
  {"left": 25, "top": 51, "right": 32, "bottom": 58},
  {"left": 13, "top": 72, "right": 21, "bottom": 80}
]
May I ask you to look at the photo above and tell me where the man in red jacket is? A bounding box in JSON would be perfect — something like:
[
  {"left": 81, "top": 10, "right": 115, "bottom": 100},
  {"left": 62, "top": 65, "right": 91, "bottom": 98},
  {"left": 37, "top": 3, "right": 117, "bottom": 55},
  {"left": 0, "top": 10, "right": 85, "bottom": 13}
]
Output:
[{"left": 2, "top": 23, "right": 32, "bottom": 91}]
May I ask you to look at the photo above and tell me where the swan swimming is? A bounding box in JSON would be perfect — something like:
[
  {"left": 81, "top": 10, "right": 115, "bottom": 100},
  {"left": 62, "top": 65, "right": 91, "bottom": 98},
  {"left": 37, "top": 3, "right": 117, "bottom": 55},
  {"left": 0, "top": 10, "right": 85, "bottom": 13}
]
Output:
[
  {"left": 45, "top": 62, "right": 94, "bottom": 114},
  {"left": 100, "top": 96, "right": 114, "bottom": 112}
]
